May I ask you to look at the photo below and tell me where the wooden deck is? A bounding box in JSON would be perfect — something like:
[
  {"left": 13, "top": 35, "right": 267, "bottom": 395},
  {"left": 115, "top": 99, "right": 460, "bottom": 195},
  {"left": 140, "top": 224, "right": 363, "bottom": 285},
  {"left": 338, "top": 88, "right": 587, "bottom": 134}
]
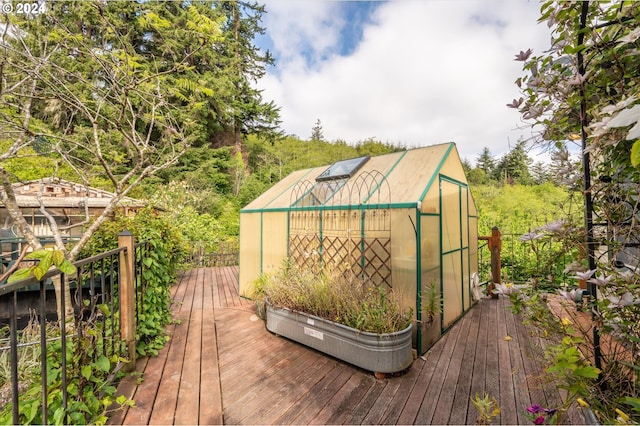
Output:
[{"left": 108, "top": 266, "right": 586, "bottom": 425}]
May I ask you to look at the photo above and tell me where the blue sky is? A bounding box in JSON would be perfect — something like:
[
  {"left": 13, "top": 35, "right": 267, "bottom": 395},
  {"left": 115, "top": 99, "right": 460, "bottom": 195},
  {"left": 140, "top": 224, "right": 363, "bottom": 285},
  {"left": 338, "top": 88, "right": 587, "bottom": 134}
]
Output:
[{"left": 256, "top": 0, "right": 553, "bottom": 163}]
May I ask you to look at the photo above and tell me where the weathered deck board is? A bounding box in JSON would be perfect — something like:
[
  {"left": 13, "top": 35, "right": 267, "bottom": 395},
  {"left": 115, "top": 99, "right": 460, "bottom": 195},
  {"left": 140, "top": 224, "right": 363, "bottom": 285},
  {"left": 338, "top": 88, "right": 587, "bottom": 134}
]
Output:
[
  {"left": 496, "top": 291, "right": 518, "bottom": 425},
  {"left": 110, "top": 267, "right": 587, "bottom": 425}
]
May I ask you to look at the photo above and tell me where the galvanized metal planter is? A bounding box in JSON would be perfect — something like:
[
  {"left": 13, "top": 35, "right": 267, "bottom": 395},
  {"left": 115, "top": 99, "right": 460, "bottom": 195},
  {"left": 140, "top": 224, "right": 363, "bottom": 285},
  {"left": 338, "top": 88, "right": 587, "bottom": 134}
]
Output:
[{"left": 265, "top": 301, "right": 413, "bottom": 374}]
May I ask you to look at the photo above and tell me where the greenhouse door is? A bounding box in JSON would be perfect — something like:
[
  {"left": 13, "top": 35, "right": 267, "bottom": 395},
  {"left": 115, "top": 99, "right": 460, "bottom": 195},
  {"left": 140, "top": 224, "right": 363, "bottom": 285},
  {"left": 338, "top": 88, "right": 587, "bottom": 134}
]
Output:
[{"left": 440, "top": 177, "right": 470, "bottom": 329}]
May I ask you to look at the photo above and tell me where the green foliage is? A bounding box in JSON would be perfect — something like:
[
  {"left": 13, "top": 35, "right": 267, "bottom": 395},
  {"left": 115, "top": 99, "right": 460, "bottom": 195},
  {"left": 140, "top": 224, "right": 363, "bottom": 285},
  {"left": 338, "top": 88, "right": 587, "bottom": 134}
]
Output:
[
  {"left": 79, "top": 207, "right": 184, "bottom": 357},
  {"left": 7, "top": 249, "right": 76, "bottom": 283},
  {"left": 492, "top": 141, "right": 533, "bottom": 184},
  {"left": 421, "top": 282, "right": 442, "bottom": 326},
  {"left": 0, "top": 318, "right": 132, "bottom": 425},
  {"left": 471, "top": 392, "right": 501, "bottom": 425},
  {"left": 474, "top": 182, "right": 578, "bottom": 235},
  {"left": 256, "top": 260, "right": 412, "bottom": 334},
  {"left": 310, "top": 119, "right": 324, "bottom": 141}
]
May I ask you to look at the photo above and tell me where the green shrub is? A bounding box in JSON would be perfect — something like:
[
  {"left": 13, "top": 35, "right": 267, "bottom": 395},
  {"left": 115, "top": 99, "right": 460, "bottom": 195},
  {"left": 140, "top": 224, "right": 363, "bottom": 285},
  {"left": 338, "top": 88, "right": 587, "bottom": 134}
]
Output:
[{"left": 79, "top": 207, "right": 184, "bottom": 356}]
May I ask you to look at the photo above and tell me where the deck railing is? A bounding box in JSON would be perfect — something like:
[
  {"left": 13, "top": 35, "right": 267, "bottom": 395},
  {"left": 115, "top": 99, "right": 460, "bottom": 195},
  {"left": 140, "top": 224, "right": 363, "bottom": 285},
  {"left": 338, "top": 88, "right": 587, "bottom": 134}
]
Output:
[
  {"left": 0, "top": 231, "right": 146, "bottom": 424},
  {"left": 184, "top": 240, "right": 239, "bottom": 267},
  {"left": 478, "top": 226, "right": 575, "bottom": 292}
]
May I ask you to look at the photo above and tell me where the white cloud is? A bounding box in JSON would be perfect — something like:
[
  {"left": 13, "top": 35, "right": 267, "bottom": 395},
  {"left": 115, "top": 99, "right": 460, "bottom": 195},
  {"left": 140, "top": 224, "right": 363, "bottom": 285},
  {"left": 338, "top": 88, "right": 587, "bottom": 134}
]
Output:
[{"left": 258, "top": 0, "right": 552, "bottom": 163}]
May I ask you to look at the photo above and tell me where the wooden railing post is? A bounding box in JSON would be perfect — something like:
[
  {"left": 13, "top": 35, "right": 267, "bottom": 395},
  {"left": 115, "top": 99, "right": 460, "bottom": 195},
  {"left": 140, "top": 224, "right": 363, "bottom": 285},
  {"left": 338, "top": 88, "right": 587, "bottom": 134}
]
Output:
[
  {"left": 488, "top": 226, "right": 501, "bottom": 298},
  {"left": 118, "top": 230, "right": 136, "bottom": 372}
]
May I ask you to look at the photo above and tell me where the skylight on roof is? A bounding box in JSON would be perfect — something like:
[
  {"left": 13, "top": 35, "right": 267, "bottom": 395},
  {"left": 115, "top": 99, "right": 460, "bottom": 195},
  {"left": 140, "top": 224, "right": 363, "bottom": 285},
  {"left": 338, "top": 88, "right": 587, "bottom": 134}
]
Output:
[{"left": 316, "top": 155, "right": 370, "bottom": 182}]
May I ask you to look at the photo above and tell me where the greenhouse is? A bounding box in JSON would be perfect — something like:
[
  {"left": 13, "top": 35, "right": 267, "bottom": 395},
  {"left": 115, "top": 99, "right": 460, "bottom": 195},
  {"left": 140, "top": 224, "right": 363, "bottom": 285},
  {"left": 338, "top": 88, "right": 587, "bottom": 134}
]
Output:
[{"left": 239, "top": 142, "right": 479, "bottom": 354}]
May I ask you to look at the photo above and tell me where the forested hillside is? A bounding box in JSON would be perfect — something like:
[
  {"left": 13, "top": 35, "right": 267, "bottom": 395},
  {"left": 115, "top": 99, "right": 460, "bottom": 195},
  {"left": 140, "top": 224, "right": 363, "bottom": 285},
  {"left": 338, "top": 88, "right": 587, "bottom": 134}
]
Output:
[{"left": 141, "top": 132, "right": 578, "bottom": 245}]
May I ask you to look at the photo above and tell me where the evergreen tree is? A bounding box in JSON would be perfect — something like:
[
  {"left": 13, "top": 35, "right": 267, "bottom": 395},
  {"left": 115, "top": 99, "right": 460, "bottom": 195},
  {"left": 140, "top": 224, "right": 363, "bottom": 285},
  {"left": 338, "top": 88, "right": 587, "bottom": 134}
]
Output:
[
  {"left": 215, "top": 1, "right": 281, "bottom": 149},
  {"left": 493, "top": 141, "right": 533, "bottom": 184},
  {"left": 310, "top": 119, "right": 324, "bottom": 141},
  {"left": 476, "top": 147, "right": 496, "bottom": 177},
  {"left": 530, "top": 161, "right": 552, "bottom": 185}
]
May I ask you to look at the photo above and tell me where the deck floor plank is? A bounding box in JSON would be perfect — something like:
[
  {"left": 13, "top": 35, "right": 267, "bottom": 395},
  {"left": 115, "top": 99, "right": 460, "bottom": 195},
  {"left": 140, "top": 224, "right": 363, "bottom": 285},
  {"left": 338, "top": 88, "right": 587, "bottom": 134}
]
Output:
[
  {"left": 322, "top": 371, "right": 373, "bottom": 425},
  {"left": 394, "top": 343, "right": 440, "bottom": 424},
  {"left": 235, "top": 348, "right": 329, "bottom": 424},
  {"left": 447, "top": 301, "right": 481, "bottom": 425},
  {"left": 361, "top": 374, "right": 404, "bottom": 425},
  {"left": 466, "top": 297, "right": 489, "bottom": 425},
  {"left": 111, "top": 267, "right": 586, "bottom": 425},
  {"left": 146, "top": 269, "right": 197, "bottom": 425},
  {"left": 505, "top": 296, "right": 535, "bottom": 425},
  {"left": 199, "top": 268, "right": 224, "bottom": 425},
  {"left": 413, "top": 316, "right": 464, "bottom": 425},
  {"left": 431, "top": 312, "right": 473, "bottom": 425},
  {"left": 174, "top": 269, "right": 204, "bottom": 425},
  {"left": 340, "top": 376, "right": 388, "bottom": 425},
  {"left": 497, "top": 295, "right": 518, "bottom": 425},
  {"left": 378, "top": 357, "right": 423, "bottom": 425}
]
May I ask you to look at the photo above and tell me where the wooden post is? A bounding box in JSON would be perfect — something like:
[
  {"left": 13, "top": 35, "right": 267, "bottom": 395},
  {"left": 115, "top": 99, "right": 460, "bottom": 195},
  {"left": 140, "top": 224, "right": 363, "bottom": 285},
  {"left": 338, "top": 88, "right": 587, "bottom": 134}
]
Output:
[
  {"left": 488, "top": 227, "right": 501, "bottom": 299},
  {"left": 118, "top": 230, "right": 136, "bottom": 372}
]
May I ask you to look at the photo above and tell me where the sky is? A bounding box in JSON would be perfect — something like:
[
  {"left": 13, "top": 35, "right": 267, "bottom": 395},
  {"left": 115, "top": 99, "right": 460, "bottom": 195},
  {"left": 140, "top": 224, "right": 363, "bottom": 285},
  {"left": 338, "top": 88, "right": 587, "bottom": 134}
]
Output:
[{"left": 254, "top": 0, "right": 554, "bottom": 163}]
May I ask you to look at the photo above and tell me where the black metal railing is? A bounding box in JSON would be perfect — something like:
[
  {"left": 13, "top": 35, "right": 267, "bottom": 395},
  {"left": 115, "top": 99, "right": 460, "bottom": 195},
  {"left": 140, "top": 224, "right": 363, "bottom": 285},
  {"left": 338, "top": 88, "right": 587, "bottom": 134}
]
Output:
[{"left": 0, "top": 235, "right": 144, "bottom": 424}]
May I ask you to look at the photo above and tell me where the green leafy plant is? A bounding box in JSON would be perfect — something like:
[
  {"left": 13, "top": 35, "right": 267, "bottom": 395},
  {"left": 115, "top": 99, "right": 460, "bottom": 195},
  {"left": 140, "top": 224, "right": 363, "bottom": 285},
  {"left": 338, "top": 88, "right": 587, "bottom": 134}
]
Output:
[
  {"left": 421, "top": 281, "right": 442, "bottom": 326},
  {"left": 7, "top": 249, "right": 76, "bottom": 283},
  {"left": 79, "top": 207, "right": 183, "bottom": 357},
  {"left": 0, "top": 315, "right": 133, "bottom": 425},
  {"left": 471, "top": 392, "right": 501, "bottom": 425}
]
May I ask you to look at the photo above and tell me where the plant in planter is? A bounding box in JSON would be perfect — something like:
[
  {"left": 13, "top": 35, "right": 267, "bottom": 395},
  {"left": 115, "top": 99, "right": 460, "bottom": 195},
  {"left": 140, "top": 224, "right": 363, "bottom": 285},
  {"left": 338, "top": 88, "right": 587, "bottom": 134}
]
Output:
[
  {"left": 421, "top": 281, "right": 442, "bottom": 327},
  {"left": 254, "top": 259, "right": 414, "bottom": 375}
]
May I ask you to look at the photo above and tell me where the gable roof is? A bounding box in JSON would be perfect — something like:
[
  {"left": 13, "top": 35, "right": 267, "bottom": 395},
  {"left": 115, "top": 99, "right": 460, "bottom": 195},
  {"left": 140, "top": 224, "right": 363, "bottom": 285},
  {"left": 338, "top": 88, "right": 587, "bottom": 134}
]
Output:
[
  {"left": 242, "top": 142, "right": 469, "bottom": 212},
  {"left": 7, "top": 178, "right": 145, "bottom": 209}
]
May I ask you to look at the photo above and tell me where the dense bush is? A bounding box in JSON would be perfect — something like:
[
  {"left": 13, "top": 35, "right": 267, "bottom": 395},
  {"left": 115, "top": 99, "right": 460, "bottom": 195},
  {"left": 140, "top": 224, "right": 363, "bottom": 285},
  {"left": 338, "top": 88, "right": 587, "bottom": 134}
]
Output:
[{"left": 79, "top": 207, "right": 185, "bottom": 356}]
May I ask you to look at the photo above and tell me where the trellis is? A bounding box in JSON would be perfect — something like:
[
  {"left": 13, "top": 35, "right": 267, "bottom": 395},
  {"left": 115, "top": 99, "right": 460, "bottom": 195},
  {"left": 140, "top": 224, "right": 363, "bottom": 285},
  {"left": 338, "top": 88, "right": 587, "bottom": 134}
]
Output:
[{"left": 288, "top": 170, "right": 392, "bottom": 288}]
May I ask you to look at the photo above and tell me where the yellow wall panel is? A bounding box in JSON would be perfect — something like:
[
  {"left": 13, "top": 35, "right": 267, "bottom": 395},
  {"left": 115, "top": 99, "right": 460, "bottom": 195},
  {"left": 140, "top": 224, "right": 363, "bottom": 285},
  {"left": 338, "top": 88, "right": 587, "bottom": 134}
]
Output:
[
  {"left": 239, "top": 212, "right": 262, "bottom": 297},
  {"left": 261, "top": 212, "right": 289, "bottom": 276},
  {"left": 390, "top": 209, "right": 417, "bottom": 317},
  {"left": 442, "top": 252, "right": 463, "bottom": 328}
]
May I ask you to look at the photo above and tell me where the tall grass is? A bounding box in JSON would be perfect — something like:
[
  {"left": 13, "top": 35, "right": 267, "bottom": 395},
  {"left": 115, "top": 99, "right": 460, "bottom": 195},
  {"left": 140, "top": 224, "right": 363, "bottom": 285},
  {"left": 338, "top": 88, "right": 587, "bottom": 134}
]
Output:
[
  {"left": 0, "top": 312, "right": 50, "bottom": 410},
  {"left": 255, "top": 260, "right": 412, "bottom": 334}
]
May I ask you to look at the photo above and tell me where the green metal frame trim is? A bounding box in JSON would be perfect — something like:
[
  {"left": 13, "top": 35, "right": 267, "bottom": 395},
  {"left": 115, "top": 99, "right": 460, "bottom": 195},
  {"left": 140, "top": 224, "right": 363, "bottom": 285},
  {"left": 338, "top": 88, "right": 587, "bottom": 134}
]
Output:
[
  {"left": 442, "top": 247, "right": 467, "bottom": 256},
  {"left": 319, "top": 211, "right": 324, "bottom": 264},
  {"left": 415, "top": 207, "right": 423, "bottom": 352},
  {"left": 418, "top": 142, "right": 455, "bottom": 204},
  {"left": 439, "top": 174, "right": 468, "bottom": 187},
  {"left": 286, "top": 210, "right": 291, "bottom": 258},
  {"left": 466, "top": 188, "right": 473, "bottom": 307},
  {"left": 260, "top": 212, "right": 264, "bottom": 274},
  {"left": 362, "top": 150, "right": 408, "bottom": 204},
  {"left": 438, "top": 178, "right": 445, "bottom": 333},
  {"left": 458, "top": 184, "right": 465, "bottom": 310},
  {"left": 241, "top": 201, "right": 418, "bottom": 214},
  {"left": 360, "top": 210, "right": 366, "bottom": 277}
]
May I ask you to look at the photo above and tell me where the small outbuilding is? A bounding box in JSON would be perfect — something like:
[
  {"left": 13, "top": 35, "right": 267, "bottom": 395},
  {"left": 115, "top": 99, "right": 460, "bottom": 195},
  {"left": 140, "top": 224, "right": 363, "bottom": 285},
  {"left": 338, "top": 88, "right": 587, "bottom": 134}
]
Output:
[
  {"left": 239, "top": 142, "right": 479, "bottom": 354},
  {"left": 1, "top": 178, "right": 145, "bottom": 239}
]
